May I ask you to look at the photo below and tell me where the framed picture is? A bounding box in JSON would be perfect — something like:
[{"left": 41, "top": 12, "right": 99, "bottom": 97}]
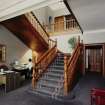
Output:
[{"left": 0, "top": 45, "right": 6, "bottom": 62}]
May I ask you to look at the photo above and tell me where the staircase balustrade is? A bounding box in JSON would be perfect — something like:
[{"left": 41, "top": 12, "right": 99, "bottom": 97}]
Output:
[
  {"left": 32, "top": 40, "right": 57, "bottom": 89},
  {"left": 25, "top": 12, "right": 49, "bottom": 44},
  {"left": 25, "top": 11, "right": 58, "bottom": 89},
  {"left": 64, "top": 37, "right": 83, "bottom": 95}
]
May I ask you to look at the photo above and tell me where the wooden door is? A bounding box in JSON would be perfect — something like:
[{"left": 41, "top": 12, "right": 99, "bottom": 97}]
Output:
[
  {"left": 84, "top": 44, "right": 105, "bottom": 76},
  {"left": 54, "top": 16, "right": 64, "bottom": 32},
  {"left": 88, "top": 48, "right": 102, "bottom": 73}
]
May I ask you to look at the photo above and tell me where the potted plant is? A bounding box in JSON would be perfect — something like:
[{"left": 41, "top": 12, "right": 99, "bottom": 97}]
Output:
[{"left": 68, "top": 37, "right": 76, "bottom": 50}]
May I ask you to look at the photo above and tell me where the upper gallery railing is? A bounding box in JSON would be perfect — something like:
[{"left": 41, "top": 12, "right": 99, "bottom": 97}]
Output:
[{"left": 43, "top": 19, "right": 79, "bottom": 34}]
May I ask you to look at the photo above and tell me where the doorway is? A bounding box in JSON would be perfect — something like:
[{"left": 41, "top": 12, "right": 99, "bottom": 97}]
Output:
[
  {"left": 54, "top": 16, "right": 64, "bottom": 32},
  {"left": 84, "top": 44, "right": 104, "bottom": 74}
]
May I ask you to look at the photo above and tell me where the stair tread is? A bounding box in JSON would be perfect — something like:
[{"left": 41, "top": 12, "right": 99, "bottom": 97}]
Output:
[
  {"left": 52, "top": 63, "right": 64, "bottom": 65},
  {"left": 41, "top": 78, "right": 64, "bottom": 82},
  {"left": 38, "top": 81, "right": 62, "bottom": 88},
  {"left": 49, "top": 65, "right": 64, "bottom": 68},
  {"left": 48, "top": 70, "right": 63, "bottom": 74},
  {"left": 48, "top": 68, "right": 64, "bottom": 72},
  {"left": 45, "top": 72, "right": 64, "bottom": 77},
  {"left": 33, "top": 52, "right": 65, "bottom": 99},
  {"left": 35, "top": 88, "right": 54, "bottom": 95},
  {"left": 41, "top": 76, "right": 63, "bottom": 81}
]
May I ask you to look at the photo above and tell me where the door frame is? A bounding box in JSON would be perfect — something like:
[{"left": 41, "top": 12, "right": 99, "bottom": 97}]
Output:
[{"left": 83, "top": 43, "right": 105, "bottom": 76}]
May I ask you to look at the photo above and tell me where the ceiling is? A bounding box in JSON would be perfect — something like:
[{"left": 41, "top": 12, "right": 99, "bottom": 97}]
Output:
[
  {"left": 67, "top": 0, "right": 105, "bottom": 32},
  {"left": 0, "top": 0, "right": 61, "bottom": 22},
  {"left": 49, "top": 1, "right": 66, "bottom": 11}
]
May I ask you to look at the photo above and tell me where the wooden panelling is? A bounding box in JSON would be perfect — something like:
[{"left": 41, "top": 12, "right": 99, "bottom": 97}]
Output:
[
  {"left": 84, "top": 44, "right": 104, "bottom": 75},
  {"left": 1, "top": 15, "right": 48, "bottom": 52},
  {"left": 54, "top": 16, "right": 64, "bottom": 32}
]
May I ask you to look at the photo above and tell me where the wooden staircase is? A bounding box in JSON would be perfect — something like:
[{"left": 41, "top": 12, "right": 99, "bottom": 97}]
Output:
[
  {"left": 32, "top": 52, "right": 64, "bottom": 98},
  {"left": 31, "top": 37, "right": 83, "bottom": 99},
  {"left": 1, "top": 11, "right": 83, "bottom": 99}
]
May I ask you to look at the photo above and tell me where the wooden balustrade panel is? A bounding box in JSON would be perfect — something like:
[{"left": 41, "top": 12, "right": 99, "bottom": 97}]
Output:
[
  {"left": 25, "top": 13, "right": 49, "bottom": 44},
  {"left": 64, "top": 43, "right": 82, "bottom": 95},
  {"left": 32, "top": 45, "right": 57, "bottom": 89}
]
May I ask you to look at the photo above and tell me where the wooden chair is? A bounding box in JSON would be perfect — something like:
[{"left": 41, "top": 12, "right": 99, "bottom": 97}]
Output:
[{"left": 91, "top": 88, "right": 105, "bottom": 105}]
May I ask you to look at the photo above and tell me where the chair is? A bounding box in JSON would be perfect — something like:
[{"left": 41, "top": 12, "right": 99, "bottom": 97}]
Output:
[
  {"left": 0, "top": 64, "right": 9, "bottom": 71},
  {"left": 91, "top": 88, "right": 105, "bottom": 105}
]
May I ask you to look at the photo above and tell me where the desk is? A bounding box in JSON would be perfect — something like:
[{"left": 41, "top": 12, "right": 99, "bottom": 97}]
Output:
[
  {"left": 0, "top": 72, "right": 6, "bottom": 85},
  {"left": 0, "top": 71, "right": 20, "bottom": 92},
  {"left": 12, "top": 67, "right": 28, "bottom": 79}
]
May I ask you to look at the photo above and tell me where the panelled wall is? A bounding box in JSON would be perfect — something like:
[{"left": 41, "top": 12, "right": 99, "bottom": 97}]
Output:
[{"left": 84, "top": 45, "right": 103, "bottom": 73}]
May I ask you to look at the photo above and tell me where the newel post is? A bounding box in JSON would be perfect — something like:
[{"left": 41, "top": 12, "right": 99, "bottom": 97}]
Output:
[
  {"left": 78, "top": 36, "right": 80, "bottom": 44},
  {"left": 55, "top": 38, "right": 57, "bottom": 52},
  {"left": 32, "top": 51, "right": 37, "bottom": 89},
  {"left": 32, "top": 66, "right": 36, "bottom": 89},
  {"left": 64, "top": 55, "right": 68, "bottom": 95}
]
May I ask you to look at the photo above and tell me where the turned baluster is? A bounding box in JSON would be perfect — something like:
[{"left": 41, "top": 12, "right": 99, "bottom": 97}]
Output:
[
  {"left": 32, "top": 66, "right": 36, "bottom": 89},
  {"left": 32, "top": 56, "right": 37, "bottom": 89},
  {"left": 64, "top": 55, "right": 68, "bottom": 95},
  {"left": 78, "top": 36, "right": 80, "bottom": 44}
]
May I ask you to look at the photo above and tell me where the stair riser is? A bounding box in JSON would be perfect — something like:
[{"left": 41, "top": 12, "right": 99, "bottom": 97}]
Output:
[
  {"left": 49, "top": 67, "right": 64, "bottom": 70},
  {"left": 38, "top": 79, "right": 64, "bottom": 86},
  {"left": 32, "top": 52, "right": 65, "bottom": 99},
  {"left": 48, "top": 71, "right": 64, "bottom": 74}
]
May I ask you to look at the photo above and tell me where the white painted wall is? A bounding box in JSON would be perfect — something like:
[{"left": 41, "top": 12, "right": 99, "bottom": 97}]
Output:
[
  {"left": 50, "top": 33, "right": 82, "bottom": 53},
  {"left": 83, "top": 30, "right": 105, "bottom": 44},
  {"left": 33, "top": 7, "right": 48, "bottom": 25},
  {"left": 46, "top": 6, "right": 54, "bottom": 24},
  {"left": 0, "top": 25, "right": 32, "bottom": 65},
  {"left": 33, "top": 6, "right": 70, "bottom": 26},
  {"left": 33, "top": 6, "right": 54, "bottom": 25},
  {"left": 53, "top": 8, "right": 70, "bottom": 18}
]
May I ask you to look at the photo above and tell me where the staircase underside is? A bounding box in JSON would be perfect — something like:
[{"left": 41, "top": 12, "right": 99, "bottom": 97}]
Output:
[{"left": 1, "top": 15, "right": 48, "bottom": 52}]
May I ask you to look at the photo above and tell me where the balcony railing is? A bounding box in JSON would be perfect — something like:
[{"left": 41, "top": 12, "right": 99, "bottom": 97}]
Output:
[{"left": 43, "top": 19, "right": 80, "bottom": 35}]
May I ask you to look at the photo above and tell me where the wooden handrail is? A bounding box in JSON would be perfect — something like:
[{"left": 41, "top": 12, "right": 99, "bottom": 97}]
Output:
[
  {"left": 25, "top": 12, "right": 57, "bottom": 49},
  {"left": 49, "top": 38, "right": 56, "bottom": 43},
  {"left": 32, "top": 43, "right": 57, "bottom": 89},
  {"left": 67, "top": 43, "right": 80, "bottom": 67},
  {"left": 64, "top": 40, "right": 82, "bottom": 95},
  {"left": 30, "top": 12, "right": 49, "bottom": 37},
  {"left": 48, "top": 39, "right": 57, "bottom": 49},
  {"left": 25, "top": 12, "right": 49, "bottom": 44},
  {"left": 36, "top": 45, "right": 56, "bottom": 65},
  {"left": 24, "top": 11, "right": 58, "bottom": 89}
]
